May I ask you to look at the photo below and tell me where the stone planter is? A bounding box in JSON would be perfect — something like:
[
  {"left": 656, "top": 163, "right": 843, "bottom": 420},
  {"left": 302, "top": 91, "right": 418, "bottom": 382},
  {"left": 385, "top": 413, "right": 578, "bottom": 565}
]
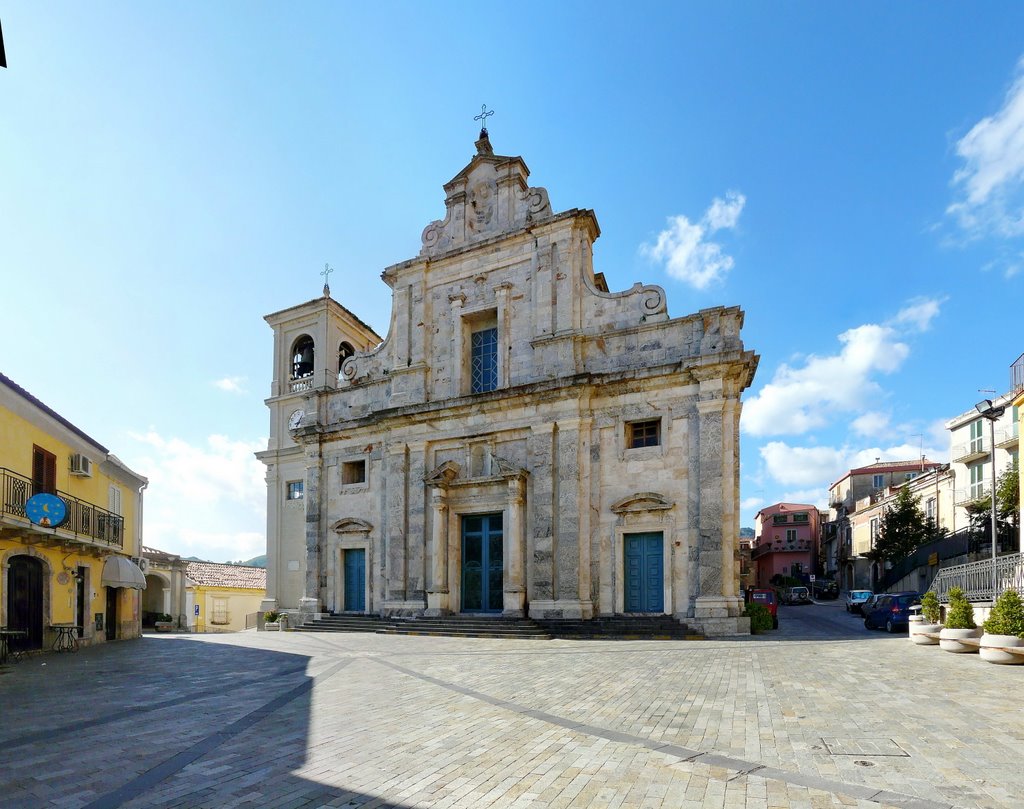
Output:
[
  {"left": 979, "top": 633, "right": 1024, "bottom": 665},
  {"left": 938, "top": 626, "right": 981, "bottom": 653},
  {"left": 154, "top": 622, "right": 174, "bottom": 633},
  {"left": 908, "top": 615, "right": 941, "bottom": 645},
  {"left": 264, "top": 622, "right": 281, "bottom": 631}
]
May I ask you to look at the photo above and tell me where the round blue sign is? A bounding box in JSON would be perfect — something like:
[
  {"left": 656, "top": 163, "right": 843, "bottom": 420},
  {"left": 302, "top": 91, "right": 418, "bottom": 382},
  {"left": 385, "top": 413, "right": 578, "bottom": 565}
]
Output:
[{"left": 25, "top": 493, "right": 68, "bottom": 528}]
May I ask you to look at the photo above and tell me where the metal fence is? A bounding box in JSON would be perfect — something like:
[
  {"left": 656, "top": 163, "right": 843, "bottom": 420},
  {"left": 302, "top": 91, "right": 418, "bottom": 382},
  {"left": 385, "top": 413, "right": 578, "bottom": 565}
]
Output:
[{"left": 930, "top": 552, "right": 1024, "bottom": 603}]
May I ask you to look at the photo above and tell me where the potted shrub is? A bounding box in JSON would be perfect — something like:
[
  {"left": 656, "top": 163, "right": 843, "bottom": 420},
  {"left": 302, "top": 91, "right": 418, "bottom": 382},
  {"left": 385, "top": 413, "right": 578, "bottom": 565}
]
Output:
[
  {"left": 980, "top": 589, "right": 1024, "bottom": 665},
  {"left": 910, "top": 591, "right": 942, "bottom": 645},
  {"left": 155, "top": 613, "right": 174, "bottom": 632},
  {"left": 938, "top": 587, "right": 981, "bottom": 653},
  {"left": 263, "top": 610, "right": 281, "bottom": 631},
  {"left": 743, "top": 602, "right": 774, "bottom": 633}
]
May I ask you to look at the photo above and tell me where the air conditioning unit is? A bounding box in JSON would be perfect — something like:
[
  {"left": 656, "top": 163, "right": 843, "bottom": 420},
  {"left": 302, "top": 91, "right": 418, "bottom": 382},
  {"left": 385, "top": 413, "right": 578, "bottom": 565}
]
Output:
[
  {"left": 70, "top": 453, "right": 92, "bottom": 476},
  {"left": 132, "top": 556, "right": 150, "bottom": 574}
]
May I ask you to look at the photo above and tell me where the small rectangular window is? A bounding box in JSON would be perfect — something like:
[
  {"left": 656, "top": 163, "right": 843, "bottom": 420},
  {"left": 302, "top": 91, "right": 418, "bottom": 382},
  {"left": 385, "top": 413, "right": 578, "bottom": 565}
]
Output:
[
  {"left": 627, "top": 419, "right": 660, "bottom": 448},
  {"left": 772, "top": 514, "right": 788, "bottom": 525},
  {"left": 785, "top": 528, "right": 797, "bottom": 542},
  {"left": 792, "top": 513, "right": 808, "bottom": 523},
  {"left": 211, "top": 598, "right": 229, "bottom": 625},
  {"left": 32, "top": 445, "right": 57, "bottom": 495},
  {"left": 286, "top": 481, "right": 304, "bottom": 500},
  {"left": 872, "top": 474, "right": 884, "bottom": 489},
  {"left": 470, "top": 326, "right": 498, "bottom": 393},
  {"left": 342, "top": 460, "right": 366, "bottom": 485}
]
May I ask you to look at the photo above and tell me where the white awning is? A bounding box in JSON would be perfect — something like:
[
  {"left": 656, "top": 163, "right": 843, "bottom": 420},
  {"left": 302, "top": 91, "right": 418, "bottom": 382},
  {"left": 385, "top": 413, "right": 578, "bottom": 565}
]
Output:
[{"left": 101, "top": 556, "right": 147, "bottom": 590}]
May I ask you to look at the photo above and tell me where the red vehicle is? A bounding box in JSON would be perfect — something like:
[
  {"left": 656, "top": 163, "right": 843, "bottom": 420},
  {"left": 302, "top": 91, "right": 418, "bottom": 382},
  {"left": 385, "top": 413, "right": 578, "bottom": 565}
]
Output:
[{"left": 746, "top": 588, "right": 779, "bottom": 629}]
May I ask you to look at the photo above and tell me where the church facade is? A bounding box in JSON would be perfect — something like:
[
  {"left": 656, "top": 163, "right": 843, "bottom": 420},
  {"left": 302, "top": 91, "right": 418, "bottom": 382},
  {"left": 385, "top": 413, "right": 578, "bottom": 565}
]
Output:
[{"left": 258, "top": 131, "right": 758, "bottom": 635}]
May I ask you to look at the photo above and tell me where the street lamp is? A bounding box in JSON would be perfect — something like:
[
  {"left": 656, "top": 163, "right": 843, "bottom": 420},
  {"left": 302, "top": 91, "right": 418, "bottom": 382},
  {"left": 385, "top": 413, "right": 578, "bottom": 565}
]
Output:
[{"left": 975, "top": 399, "right": 1006, "bottom": 601}]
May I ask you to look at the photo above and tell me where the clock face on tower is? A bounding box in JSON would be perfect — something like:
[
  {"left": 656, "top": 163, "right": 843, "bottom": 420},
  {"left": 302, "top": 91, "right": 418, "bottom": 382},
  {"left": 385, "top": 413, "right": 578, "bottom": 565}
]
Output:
[{"left": 288, "top": 409, "right": 305, "bottom": 430}]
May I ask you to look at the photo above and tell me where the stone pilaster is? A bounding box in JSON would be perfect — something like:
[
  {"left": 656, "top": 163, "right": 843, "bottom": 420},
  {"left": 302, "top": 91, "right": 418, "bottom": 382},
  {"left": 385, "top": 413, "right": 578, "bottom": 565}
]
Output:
[
  {"left": 526, "top": 424, "right": 555, "bottom": 603},
  {"left": 260, "top": 463, "right": 280, "bottom": 612},
  {"left": 300, "top": 443, "right": 323, "bottom": 620},
  {"left": 503, "top": 475, "right": 527, "bottom": 616}
]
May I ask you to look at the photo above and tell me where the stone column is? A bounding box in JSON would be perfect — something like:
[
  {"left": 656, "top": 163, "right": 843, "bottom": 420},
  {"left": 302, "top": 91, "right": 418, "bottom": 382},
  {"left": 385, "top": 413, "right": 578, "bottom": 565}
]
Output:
[
  {"left": 383, "top": 442, "right": 408, "bottom": 613},
  {"left": 299, "top": 443, "right": 323, "bottom": 621},
  {"left": 425, "top": 485, "right": 450, "bottom": 616},
  {"left": 503, "top": 475, "right": 526, "bottom": 616}
]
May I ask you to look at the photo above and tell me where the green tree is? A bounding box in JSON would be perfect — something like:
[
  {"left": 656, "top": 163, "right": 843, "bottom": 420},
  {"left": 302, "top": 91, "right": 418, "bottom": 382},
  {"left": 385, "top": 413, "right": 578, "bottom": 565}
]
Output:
[
  {"left": 869, "top": 485, "right": 928, "bottom": 564},
  {"left": 964, "top": 460, "right": 1019, "bottom": 545}
]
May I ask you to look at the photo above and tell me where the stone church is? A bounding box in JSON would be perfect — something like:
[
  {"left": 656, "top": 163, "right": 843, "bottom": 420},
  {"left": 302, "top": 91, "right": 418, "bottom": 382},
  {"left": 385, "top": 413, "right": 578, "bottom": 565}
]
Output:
[{"left": 257, "top": 129, "right": 758, "bottom": 635}]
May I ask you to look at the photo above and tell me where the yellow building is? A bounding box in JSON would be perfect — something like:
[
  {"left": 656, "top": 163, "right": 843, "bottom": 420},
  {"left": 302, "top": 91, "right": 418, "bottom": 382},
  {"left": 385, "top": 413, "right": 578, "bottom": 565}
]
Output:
[
  {"left": 0, "top": 372, "right": 147, "bottom": 651},
  {"left": 185, "top": 561, "right": 266, "bottom": 633}
]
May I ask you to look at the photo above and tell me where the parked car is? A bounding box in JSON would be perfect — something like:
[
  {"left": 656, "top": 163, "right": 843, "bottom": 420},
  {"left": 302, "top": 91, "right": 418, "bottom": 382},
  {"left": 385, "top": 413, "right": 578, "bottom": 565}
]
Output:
[
  {"left": 745, "top": 588, "right": 779, "bottom": 629},
  {"left": 811, "top": 579, "right": 839, "bottom": 599},
  {"left": 863, "top": 592, "right": 922, "bottom": 633},
  {"left": 781, "top": 586, "right": 811, "bottom": 605},
  {"left": 845, "top": 589, "right": 873, "bottom": 614},
  {"left": 861, "top": 593, "right": 885, "bottom": 616}
]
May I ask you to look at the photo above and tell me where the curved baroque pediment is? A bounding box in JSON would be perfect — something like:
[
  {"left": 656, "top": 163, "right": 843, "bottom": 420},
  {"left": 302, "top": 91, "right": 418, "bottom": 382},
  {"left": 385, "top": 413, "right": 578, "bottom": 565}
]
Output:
[
  {"left": 332, "top": 517, "right": 373, "bottom": 534},
  {"left": 610, "top": 492, "right": 674, "bottom": 514}
]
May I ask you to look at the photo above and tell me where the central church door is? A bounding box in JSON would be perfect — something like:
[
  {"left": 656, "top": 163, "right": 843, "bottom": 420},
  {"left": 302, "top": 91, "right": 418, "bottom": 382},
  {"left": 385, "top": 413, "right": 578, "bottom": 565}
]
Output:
[
  {"left": 625, "top": 532, "right": 664, "bottom": 613},
  {"left": 343, "top": 549, "right": 366, "bottom": 612},
  {"left": 461, "top": 513, "right": 503, "bottom": 612}
]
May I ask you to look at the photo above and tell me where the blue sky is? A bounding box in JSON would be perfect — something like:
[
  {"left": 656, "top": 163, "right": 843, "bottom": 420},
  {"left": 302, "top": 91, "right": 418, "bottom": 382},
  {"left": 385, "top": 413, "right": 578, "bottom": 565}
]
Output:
[{"left": 2, "top": 4, "right": 1023, "bottom": 562}]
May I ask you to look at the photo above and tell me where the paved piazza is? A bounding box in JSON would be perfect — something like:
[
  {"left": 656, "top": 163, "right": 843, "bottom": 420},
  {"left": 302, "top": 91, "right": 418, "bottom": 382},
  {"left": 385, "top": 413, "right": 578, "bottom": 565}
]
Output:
[{"left": 1, "top": 603, "right": 1019, "bottom": 809}]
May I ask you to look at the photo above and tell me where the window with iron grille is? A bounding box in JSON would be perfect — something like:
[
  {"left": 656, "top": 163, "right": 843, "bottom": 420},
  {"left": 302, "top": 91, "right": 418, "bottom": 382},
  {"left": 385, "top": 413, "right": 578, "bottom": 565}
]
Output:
[
  {"left": 286, "top": 481, "right": 304, "bottom": 501},
  {"left": 627, "top": 419, "right": 660, "bottom": 448},
  {"left": 470, "top": 326, "right": 498, "bottom": 393}
]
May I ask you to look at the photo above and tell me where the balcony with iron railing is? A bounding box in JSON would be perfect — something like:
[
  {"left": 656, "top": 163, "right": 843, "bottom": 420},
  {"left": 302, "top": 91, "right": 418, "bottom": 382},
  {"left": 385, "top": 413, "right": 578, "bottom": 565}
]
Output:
[
  {"left": 1011, "top": 352, "right": 1024, "bottom": 395},
  {"left": 994, "top": 424, "right": 1019, "bottom": 450},
  {"left": 0, "top": 467, "right": 124, "bottom": 548},
  {"left": 953, "top": 485, "right": 990, "bottom": 506},
  {"left": 950, "top": 437, "right": 989, "bottom": 465},
  {"left": 750, "top": 539, "right": 814, "bottom": 560}
]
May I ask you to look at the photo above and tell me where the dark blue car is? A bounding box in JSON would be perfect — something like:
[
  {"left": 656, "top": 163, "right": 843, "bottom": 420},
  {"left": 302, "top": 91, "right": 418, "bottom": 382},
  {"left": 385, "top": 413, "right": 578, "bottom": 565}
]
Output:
[{"left": 863, "top": 592, "right": 921, "bottom": 633}]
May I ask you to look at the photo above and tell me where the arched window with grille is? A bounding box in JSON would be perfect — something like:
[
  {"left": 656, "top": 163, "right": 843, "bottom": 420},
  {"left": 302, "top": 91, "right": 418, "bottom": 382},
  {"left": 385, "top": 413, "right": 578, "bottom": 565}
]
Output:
[{"left": 291, "top": 335, "right": 315, "bottom": 380}]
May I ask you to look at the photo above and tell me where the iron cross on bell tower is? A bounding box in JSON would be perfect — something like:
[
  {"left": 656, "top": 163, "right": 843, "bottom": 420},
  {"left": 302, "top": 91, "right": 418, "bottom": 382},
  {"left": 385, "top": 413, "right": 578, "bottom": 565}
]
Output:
[
  {"left": 321, "top": 263, "right": 334, "bottom": 297},
  {"left": 474, "top": 104, "right": 494, "bottom": 136}
]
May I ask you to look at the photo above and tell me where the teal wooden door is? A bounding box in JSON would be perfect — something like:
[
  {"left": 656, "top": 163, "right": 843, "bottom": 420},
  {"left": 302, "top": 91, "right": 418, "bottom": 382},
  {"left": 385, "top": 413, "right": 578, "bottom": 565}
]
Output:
[
  {"left": 343, "top": 549, "right": 366, "bottom": 612},
  {"left": 462, "top": 514, "right": 503, "bottom": 612},
  {"left": 625, "top": 533, "right": 664, "bottom": 613}
]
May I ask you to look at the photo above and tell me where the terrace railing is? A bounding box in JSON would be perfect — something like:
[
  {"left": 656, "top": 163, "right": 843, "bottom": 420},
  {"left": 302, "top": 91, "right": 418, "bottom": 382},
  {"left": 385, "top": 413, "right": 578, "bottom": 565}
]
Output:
[{"left": 929, "top": 552, "right": 1024, "bottom": 603}]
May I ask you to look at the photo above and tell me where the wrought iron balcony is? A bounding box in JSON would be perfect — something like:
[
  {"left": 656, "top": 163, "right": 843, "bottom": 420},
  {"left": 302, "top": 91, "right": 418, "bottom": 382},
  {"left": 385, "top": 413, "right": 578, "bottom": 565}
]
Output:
[
  {"left": 994, "top": 425, "right": 1019, "bottom": 450},
  {"left": 0, "top": 467, "right": 124, "bottom": 548}
]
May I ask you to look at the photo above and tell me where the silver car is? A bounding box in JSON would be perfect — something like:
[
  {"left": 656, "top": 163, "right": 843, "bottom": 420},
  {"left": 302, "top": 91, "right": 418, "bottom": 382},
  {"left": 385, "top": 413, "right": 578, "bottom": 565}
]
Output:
[{"left": 845, "top": 589, "right": 873, "bottom": 614}]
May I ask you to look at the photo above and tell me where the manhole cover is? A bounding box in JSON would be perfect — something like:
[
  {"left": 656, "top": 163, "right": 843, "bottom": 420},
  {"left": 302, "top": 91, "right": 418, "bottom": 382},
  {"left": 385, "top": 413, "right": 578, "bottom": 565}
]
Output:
[
  {"left": 821, "top": 737, "right": 909, "bottom": 757},
  {"left": 854, "top": 760, "right": 876, "bottom": 767}
]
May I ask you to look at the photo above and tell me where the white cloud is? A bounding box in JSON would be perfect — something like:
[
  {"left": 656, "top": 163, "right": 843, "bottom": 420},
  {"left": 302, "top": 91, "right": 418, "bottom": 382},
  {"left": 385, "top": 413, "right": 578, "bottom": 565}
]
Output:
[
  {"left": 851, "top": 411, "right": 891, "bottom": 438},
  {"left": 642, "top": 191, "right": 746, "bottom": 289},
  {"left": 127, "top": 431, "right": 266, "bottom": 562},
  {"left": 760, "top": 442, "right": 848, "bottom": 487},
  {"left": 948, "top": 57, "right": 1024, "bottom": 238},
  {"left": 780, "top": 490, "right": 829, "bottom": 510},
  {"left": 741, "top": 496, "right": 764, "bottom": 511},
  {"left": 891, "top": 297, "right": 944, "bottom": 332},
  {"left": 742, "top": 323, "right": 909, "bottom": 436},
  {"left": 213, "top": 376, "right": 248, "bottom": 394}
]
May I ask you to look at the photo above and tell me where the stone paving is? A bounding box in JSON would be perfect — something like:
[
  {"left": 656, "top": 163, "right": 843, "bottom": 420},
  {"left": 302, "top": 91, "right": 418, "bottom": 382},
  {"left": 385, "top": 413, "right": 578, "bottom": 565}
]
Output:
[{"left": 0, "top": 602, "right": 1020, "bottom": 808}]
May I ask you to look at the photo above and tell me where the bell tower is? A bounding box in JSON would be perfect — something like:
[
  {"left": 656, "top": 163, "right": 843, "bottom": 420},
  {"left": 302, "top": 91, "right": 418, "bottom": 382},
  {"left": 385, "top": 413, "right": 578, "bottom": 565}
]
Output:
[{"left": 257, "top": 282, "right": 382, "bottom": 613}]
